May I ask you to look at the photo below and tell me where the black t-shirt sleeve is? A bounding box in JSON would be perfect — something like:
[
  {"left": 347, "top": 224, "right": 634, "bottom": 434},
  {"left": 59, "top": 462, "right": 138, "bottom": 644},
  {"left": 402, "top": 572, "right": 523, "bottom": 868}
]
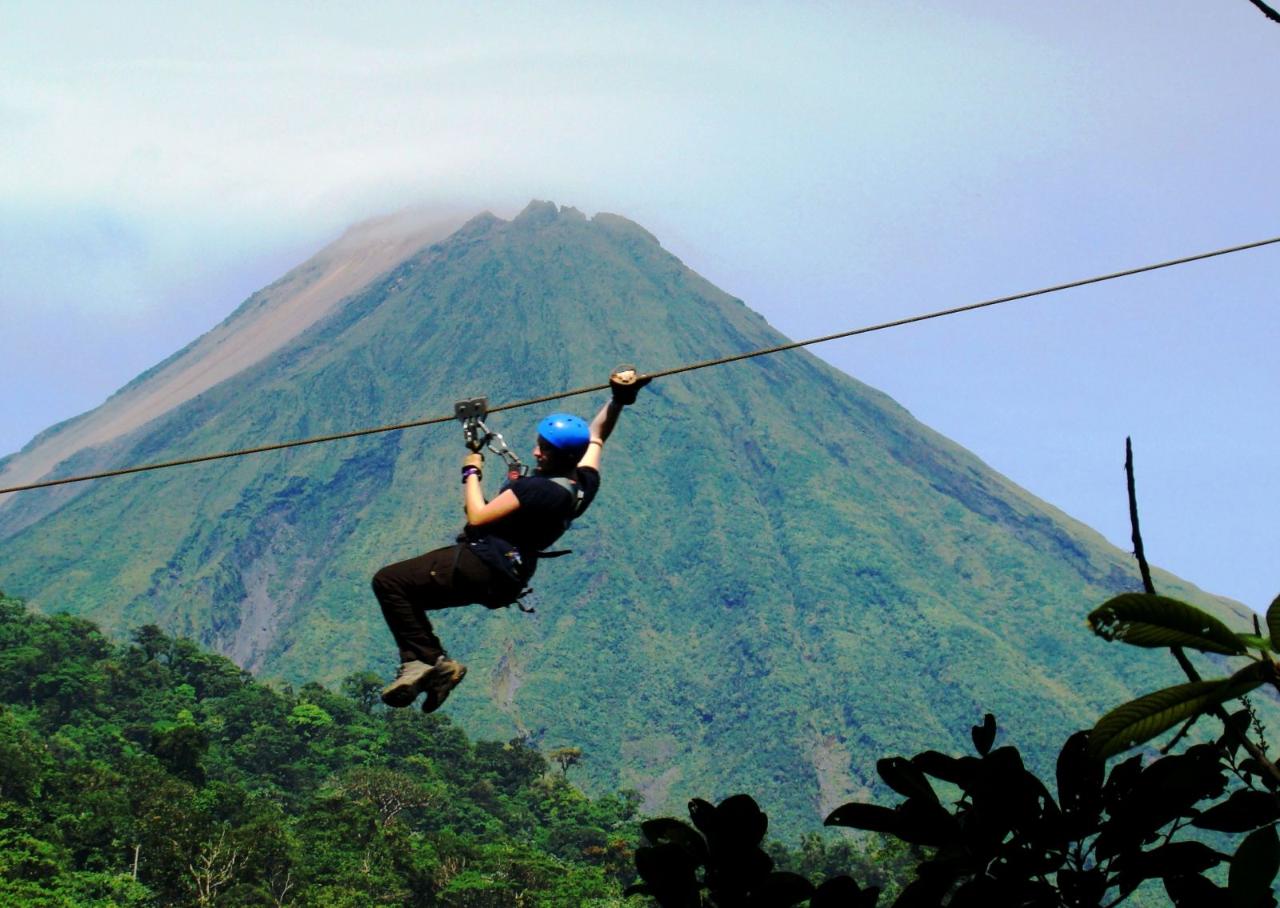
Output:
[
  {"left": 575, "top": 467, "right": 601, "bottom": 508},
  {"left": 508, "top": 476, "right": 567, "bottom": 510}
]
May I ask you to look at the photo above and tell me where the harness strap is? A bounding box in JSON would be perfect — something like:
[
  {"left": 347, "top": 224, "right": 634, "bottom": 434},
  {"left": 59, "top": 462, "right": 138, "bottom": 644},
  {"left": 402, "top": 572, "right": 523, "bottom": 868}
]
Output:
[{"left": 548, "top": 475, "right": 587, "bottom": 517}]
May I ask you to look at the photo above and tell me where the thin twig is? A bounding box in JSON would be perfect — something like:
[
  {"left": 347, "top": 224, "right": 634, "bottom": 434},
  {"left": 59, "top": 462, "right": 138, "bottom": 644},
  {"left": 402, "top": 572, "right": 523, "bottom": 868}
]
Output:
[
  {"left": 1125, "top": 438, "right": 1280, "bottom": 787},
  {"left": 1127, "top": 438, "right": 1203, "bottom": 681},
  {"left": 1126, "top": 438, "right": 1155, "bottom": 596}
]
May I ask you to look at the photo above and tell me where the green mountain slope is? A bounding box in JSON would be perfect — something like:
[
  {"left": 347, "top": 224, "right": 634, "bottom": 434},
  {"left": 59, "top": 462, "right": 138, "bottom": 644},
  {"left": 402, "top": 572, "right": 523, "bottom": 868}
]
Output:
[{"left": 0, "top": 201, "right": 1256, "bottom": 836}]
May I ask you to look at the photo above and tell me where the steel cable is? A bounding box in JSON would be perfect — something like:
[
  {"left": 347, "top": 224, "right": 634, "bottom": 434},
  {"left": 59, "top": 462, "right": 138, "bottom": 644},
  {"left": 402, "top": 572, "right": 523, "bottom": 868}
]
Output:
[{"left": 3, "top": 234, "right": 1277, "bottom": 496}]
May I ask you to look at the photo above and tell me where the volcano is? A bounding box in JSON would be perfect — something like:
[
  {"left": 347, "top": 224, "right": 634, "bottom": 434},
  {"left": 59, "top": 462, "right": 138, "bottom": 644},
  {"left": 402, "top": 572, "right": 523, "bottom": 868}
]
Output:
[{"left": 0, "top": 200, "right": 1246, "bottom": 834}]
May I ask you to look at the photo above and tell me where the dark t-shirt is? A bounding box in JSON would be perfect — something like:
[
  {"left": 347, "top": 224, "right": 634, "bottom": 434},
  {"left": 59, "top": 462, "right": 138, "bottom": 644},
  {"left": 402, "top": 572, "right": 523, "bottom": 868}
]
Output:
[{"left": 466, "top": 467, "right": 600, "bottom": 557}]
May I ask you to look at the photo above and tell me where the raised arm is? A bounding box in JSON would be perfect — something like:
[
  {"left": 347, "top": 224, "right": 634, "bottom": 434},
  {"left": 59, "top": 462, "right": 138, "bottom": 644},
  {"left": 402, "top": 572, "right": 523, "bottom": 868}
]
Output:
[
  {"left": 577, "top": 366, "right": 649, "bottom": 473},
  {"left": 576, "top": 399, "right": 620, "bottom": 472}
]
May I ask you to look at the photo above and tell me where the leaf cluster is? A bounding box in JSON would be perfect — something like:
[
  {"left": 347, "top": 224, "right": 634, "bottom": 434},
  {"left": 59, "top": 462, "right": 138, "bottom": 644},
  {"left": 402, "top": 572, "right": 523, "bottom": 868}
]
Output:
[
  {"left": 1086, "top": 593, "right": 1280, "bottom": 758},
  {"left": 634, "top": 714, "right": 1280, "bottom": 907},
  {"left": 826, "top": 714, "right": 1280, "bottom": 906},
  {"left": 629, "top": 794, "right": 876, "bottom": 907}
]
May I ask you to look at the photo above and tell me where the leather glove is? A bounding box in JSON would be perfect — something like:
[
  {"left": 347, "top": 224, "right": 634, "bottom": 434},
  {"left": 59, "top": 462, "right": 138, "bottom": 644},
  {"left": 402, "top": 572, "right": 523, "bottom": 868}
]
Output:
[
  {"left": 461, "top": 452, "right": 483, "bottom": 480},
  {"left": 610, "top": 365, "right": 652, "bottom": 406}
]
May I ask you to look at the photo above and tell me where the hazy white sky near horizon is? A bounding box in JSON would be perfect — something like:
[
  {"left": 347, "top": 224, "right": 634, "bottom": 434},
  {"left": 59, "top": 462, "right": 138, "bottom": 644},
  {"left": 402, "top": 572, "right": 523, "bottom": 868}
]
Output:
[{"left": 2, "top": 2, "right": 1278, "bottom": 608}]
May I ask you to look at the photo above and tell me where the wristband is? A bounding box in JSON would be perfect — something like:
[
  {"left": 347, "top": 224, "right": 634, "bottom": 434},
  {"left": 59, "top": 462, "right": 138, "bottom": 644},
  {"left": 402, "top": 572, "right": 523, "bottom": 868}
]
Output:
[{"left": 461, "top": 466, "right": 482, "bottom": 483}]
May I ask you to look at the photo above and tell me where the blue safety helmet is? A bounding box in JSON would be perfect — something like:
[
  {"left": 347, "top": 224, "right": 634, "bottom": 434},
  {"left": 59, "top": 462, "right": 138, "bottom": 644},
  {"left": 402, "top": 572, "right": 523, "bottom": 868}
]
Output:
[{"left": 536, "top": 413, "right": 591, "bottom": 459}]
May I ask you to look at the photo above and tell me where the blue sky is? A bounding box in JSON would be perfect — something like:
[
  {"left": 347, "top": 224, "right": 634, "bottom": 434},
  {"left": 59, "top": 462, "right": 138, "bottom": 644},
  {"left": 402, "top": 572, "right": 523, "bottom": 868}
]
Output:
[{"left": 2, "top": 2, "right": 1278, "bottom": 608}]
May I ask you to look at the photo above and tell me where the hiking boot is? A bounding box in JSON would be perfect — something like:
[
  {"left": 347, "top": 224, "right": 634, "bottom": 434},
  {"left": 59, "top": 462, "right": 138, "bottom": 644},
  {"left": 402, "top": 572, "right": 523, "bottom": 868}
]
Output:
[
  {"left": 381, "top": 659, "right": 432, "bottom": 708},
  {"left": 421, "top": 656, "right": 467, "bottom": 713}
]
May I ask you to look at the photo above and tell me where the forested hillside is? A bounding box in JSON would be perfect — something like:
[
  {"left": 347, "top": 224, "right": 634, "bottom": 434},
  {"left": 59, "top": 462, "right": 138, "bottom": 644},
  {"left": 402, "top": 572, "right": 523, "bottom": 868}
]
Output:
[
  {"left": 0, "top": 592, "right": 643, "bottom": 906},
  {"left": 0, "top": 594, "right": 905, "bottom": 906}
]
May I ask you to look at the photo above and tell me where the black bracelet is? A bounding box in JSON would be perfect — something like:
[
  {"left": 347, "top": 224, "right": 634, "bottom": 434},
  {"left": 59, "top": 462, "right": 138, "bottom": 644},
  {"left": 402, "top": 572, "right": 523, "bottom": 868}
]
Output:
[{"left": 461, "top": 466, "right": 482, "bottom": 483}]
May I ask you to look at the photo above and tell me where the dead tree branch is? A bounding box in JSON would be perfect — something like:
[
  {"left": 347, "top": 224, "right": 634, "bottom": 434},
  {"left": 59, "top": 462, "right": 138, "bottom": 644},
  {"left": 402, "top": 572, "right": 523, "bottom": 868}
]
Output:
[{"left": 1126, "top": 437, "right": 1280, "bottom": 787}]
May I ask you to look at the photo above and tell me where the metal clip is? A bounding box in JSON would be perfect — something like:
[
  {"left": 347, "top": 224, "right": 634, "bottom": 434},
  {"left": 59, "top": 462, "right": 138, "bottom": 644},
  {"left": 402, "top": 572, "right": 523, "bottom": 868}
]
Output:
[
  {"left": 454, "top": 397, "right": 490, "bottom": 453},
  {"left": 454, "top": 396, "right": 526, "bottom": 476}
]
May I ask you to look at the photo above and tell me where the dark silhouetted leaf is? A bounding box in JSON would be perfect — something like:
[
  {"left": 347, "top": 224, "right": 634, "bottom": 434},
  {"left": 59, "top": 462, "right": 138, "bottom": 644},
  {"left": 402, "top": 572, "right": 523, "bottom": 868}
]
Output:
[
  {"left": 642, "top": 818, "right": 708, "bottom": 857},
  {"left": 1229, "top": 824, "right": 1280, "bottom": 908},
  {"left": 1057, "top": 730, "right": 1104, "bottom": 833},
  {"left": 827, "top": 796, "right": 955, "bottom": 846},
  {"left": 753, "top": 871, "right": 815, "bottom": 906},
  {"left": 1102, "top": 754, "right": 1144, "bottom": 809},
  {"left": 1167, "top": 870, "right": 1223, "bottom": 906},
  {"left": 712, "top": 793, "right": 768, "bottom": 850},
  {"left": 1089, "top": 665, "right": 1268, "bottom": 759},
  {"left": 912, "top": 750, "right": 979, "bottom": 787},
  {"left": 1116, "top": 840, "right": 1224, "bottom": 881},
  {"left": 825, "top": 802, "right": 901, "bottom": 835},
  {"left": 1220, "top": 708, "right": 1254, "bottom": 757},
  {"left": 1268, "top": 593, "right": 1280, "bottom": 650},
  {"left": 688, "top": 798, "right": 716, "bottom": 836},
  {"left": 1163, "top": 872, "right": 1225, "bottom": 906},
  {"left": 894, "top": 796, "right": 959, "bottom": 847},
  {"left": 705, "top": 845, "right": 773, "bottom": 896},
  {"left": 1097, "top": 746, "right": 1229, "bottom": 859},
  {"left": 634, "top": 842, "right": 701, "bottom": 905},
  {"left": 1239, "top": 758, "right": 1280, "bottom": 792},
  {"left": 1059, "top": 868, "right": 1107, "bottom": 906},
  {"left": 893, "top": 872, "right": 955, "bottom": 908},
  {"left": 1089, "top": 593, "right": 1247, "bottom": 655},
  {"left": 1193, "top": 789, "right": 1280, "bottom": 832},
  {"left": 877, "top": 756, "right": 939, "bottom": 803},
  {"left": 972, "top": 713, "right": 996, "bottom": 756}
]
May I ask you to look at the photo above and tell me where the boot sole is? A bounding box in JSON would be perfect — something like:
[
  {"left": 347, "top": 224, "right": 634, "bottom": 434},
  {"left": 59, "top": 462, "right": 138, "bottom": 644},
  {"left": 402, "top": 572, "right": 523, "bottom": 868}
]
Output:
[
  {"left": 422, "top": 664, "right": 468, "bottom": 713},
  {"left": 381, "top": 682, "right": 422, "bottom": 708},
  {"left": 381, "top": 666, "right": 433, "bottom": 708}
]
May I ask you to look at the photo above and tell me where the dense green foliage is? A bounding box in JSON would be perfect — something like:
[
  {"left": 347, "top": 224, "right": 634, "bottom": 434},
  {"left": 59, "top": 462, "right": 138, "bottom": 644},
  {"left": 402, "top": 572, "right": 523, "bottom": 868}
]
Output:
[
  {"left": 0, "top": 592, "right": 644, "bottom": 906},
  {"left": 638, "top": 725, "right": 1280, "bottom": 907},
  {"left": 633, "top": 591, "right": 1280, "bottom": 907},
  {"left": 823, "top": 718, "right": 1280, "bottom": 906},
  {"left": 0, "top": 200, "right": 1256, "bottom": 836}
]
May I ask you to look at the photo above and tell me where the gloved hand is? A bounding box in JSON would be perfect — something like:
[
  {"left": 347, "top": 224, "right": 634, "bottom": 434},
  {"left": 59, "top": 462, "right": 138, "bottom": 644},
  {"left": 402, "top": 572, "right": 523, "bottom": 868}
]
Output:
[
  {"left": 461, "top": 452, "right": 483, "bottom": 481},
  {"left": 610, "top": 365, "right": 651, "bottom": 406}
]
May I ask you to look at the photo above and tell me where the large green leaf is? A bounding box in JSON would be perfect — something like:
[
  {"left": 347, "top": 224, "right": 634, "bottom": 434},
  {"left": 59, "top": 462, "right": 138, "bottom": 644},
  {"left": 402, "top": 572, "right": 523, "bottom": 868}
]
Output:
[
  {"left": 1088, "top": 593, "right": 1246, "bottom": 655},
  {"left": 1268, "top": 593, "right": 1280, "bottom": 650},
  {"left": 1088, "top": 663, "right": 1269, "bottom": 759}
]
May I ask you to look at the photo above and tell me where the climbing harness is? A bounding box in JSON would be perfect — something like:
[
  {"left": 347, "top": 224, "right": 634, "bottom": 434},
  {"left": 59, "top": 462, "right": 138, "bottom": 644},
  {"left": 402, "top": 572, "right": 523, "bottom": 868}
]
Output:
[{"left": 454, "top": 397, "right": 528, "bottom": 482}]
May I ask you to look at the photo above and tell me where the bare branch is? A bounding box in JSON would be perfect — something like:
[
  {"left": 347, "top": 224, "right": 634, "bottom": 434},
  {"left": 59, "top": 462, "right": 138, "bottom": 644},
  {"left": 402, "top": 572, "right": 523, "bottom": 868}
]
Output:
[
  {"left": 1247, "top": 0, "right": 1280, "bottom": 24},
  {"left": 1126, "top": 438, "right": 1280, "bottom": 787},
  {"left": 186, "top": 829, "right": 245, "bottom": 907}
]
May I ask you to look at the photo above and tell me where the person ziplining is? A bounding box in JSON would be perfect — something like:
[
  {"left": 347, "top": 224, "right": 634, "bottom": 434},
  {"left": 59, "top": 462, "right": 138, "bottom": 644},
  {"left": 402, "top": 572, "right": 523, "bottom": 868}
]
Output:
[{"left": 372, "top": 366, "right": 649, "bottom": 712}]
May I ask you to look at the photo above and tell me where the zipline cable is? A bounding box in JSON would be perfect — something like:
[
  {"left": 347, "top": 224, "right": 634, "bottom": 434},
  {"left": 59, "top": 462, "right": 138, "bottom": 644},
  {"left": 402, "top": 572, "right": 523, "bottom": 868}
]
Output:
[{"left": 3, "top": 233, "right": 1278, "bottom": 497}]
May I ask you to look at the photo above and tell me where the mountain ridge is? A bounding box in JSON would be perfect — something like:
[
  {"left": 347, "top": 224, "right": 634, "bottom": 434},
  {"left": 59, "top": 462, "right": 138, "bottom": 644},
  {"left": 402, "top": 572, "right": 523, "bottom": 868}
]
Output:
[{"left": 0, "top": 207, "right": 472, "bottom": 497}]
